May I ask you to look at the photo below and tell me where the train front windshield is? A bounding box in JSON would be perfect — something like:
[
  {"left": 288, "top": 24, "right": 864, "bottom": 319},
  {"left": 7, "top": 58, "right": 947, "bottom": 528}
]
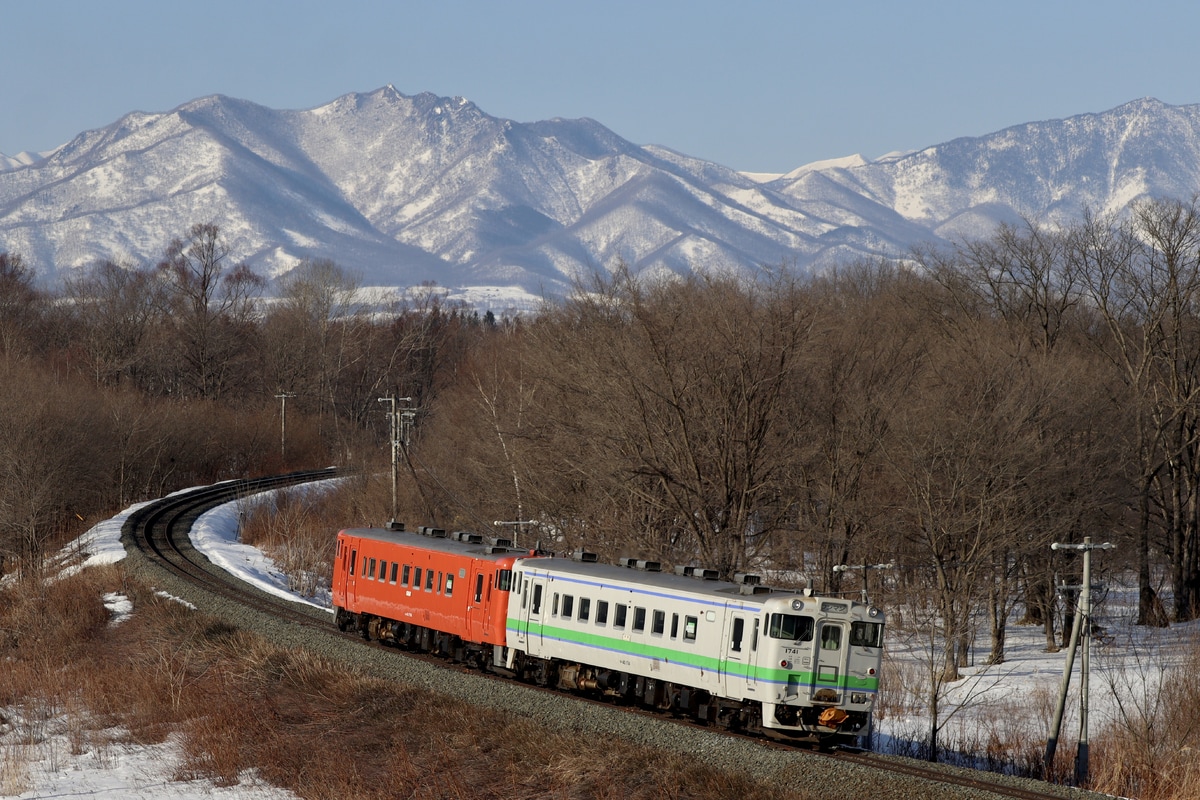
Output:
[{"left": 768, "top": 613, "right": 814, "bottom": 641}]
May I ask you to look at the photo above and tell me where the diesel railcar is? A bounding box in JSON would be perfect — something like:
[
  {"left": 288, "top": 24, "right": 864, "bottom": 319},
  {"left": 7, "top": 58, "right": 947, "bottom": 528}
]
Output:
[
  {"left": 504, "top": 555, "right": 883, "bottom": 742},
  {"left": 331, "top": 525, "right": 533, "bottom": 668},
  {"left": 332, "top": 527, "right": 884, "bottom": 744}
]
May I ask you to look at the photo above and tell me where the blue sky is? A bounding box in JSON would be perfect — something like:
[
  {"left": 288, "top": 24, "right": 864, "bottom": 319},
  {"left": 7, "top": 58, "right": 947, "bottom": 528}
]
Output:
[{"left": 3, "top": 1, "right": 1198, "bottom": 173}]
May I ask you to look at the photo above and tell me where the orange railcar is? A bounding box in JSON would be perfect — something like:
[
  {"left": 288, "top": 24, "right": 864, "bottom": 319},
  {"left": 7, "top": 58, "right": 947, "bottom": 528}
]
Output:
[{"left": 332, "top": 526, "right": 528, "bottom": 660}]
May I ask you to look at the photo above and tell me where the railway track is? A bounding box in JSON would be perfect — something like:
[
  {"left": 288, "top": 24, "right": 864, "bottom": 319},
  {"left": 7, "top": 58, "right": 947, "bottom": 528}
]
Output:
[{"left": 121, "top": 471, "right": 1104, "bottom": 800}]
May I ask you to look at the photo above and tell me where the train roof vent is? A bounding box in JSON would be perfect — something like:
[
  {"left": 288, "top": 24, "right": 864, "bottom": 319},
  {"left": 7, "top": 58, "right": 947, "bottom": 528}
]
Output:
[
  {"left": 452, "top": 531, "right": 484, "bottom": 544},
  {"left": 490, "top": 537, "right": 514, "bottom": 549},
  {"left": 573, "top": 549, "right": 599, "bottom": 563},
  {"left": 418, "top": 526, "right": 447, "bottom": 538},
  {"left": 675, "top": 565, "right": 720, "bottom": 580},
  {"left": 733, "top": 572, "right": 762, "bottom": 586},
  {"left": 483, "top": 546, "right": 510, "bottom": 554},
  {"left": 386, "top": 520, "right": 405, "bottom": 531},
  {"left": 740, "top": 584, "right": 772, "bottom": 595},
  {"left": 618, "top": 557, "right": 661, "bottom": 572}
]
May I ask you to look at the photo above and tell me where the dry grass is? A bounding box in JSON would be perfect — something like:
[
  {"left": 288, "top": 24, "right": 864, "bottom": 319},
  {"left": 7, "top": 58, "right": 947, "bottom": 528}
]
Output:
[{"left": 0, "top": 565, "right": 818, "bottom": 800}]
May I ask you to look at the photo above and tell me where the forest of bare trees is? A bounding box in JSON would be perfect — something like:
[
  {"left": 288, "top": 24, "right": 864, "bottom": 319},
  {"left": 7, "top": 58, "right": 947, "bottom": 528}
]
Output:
[{"left": 5, "top": 201, "right": 1200, "bottom": 675}]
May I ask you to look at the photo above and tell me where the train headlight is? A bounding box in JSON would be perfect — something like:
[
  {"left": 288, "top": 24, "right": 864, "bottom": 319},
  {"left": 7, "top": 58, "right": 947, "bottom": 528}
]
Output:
[
  {"left": 791, "top": 599, "right": 804, "bottom": 611},
  {"left": 868, "top": 606, "right": 880, "bottom": 618},
  {"left": 851, "top": 693, "right": 867, "bottom": 704}
]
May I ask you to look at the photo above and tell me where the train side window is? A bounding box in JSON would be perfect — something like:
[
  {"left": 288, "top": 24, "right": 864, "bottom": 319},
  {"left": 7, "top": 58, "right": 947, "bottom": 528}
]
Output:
[
  {"left": 731, "top": 617, "right": 745, "bottom": 652},
  {"left": 562, "top": 595, "right": 574, "bottom": 618},
  {"left": 614, "top": 604, "right": 627, "bottom": 629},
  {"left": 633, "top": 607, "right": 647, "bottom": 633},
  {"left": 651, "top": 610, "right": 665, "bottom": 636},
  {"left": 413, "top": 567, "right": 423, "bottom": 589},
  {"left": 578, "top": 597, "right": 590, "bottom": 622},
  {"left": 474, "top": 574, "right": 484, "bottom": 603},
  {"left": 436, "top": 571, "right": 443, "bottom": 594},
  {"left": 349, "top": 550, "right": 357, "bottom": 575},
  {"left": 425, "top": 569, "right": 435, "bottom": 592},
  {"left": 532, "top": 584, "right": 543, "bottom": 615},
  {"left": 389, "top": 563, "right": 398, "bottom": 584},
  {"left": 552, "top": 593, "right": 559, "bottom": 616},
  {"left": 670, "top": 613, "right": 679, "bottom": 639},
  {"left": 683, "top": 615, "right": 698, "bottom": 642},
  {"left": 369, "top": 558, "right": 377, "bottom": 580},
  {"left": 596, "top": 600, "right": 609, "bottom": 625},
  {"left": 402, "top": 565, "right": 411, "bottom": 587},
  {"left": 445, "top": 573, "right": 453, "bottom": 597}
]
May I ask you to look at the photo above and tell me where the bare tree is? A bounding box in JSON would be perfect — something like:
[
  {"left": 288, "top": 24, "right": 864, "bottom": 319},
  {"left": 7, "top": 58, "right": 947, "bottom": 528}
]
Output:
[{"left": 156, "top": 223, "right": 264, "bottom": 399}]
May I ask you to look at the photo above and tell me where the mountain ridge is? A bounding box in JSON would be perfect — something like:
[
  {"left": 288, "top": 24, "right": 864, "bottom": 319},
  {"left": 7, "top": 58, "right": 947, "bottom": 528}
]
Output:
[{"left": 2, "top": 89, "right": 1197, "bottom": 306}]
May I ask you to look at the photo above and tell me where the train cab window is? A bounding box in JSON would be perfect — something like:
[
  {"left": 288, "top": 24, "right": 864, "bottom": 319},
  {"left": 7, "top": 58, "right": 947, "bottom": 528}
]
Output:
[
  {"left": 633, "top": 607, "right": 646, "bottom": 633},
  {"left": 578, "top": 597, "right": 590, "bottom": 622},
  {"left": 850, "top": 621, "right": 883, "bottom": 648},
  {"left": 613, "top": 604, "right": 627, "bottom": 629},
  {"left": 670, "top": 613, "right": 679, "bottom": 639},
  {"left": 402, "top": 565, "right": 411, "bottom": 587},
  {"left": 436, "top": 571, "right": 443, "bottom": 594},
  {"left": 497, "top": 569, "right": 514, "bottom": 591},
  {"left": 389, "top": 563, "right": 398, "bottom": 584},
  {"left": 751, "top": 617, "right": 760, "bottom": 651},
  {"left": 369, "top": 558, "right": 377, "bottom": 580},
  {"left": 474, "top": 574, "right": 485, "bottom": 603},
  {"left": 413, "top": 567, "right": 423, "bottom": 589},
  {"left": 445, "top": 573, "right": 453, "bottom": 597},
  {"left": 562, "top": 595, "right": 574, "bottom": 618},
  {"left": 683, "top": 615, "right": 698, "bottom": 642},
  {"left": 532, "top": 584, "right": 543, "bottom": 614},
  {"left": 821, "top": 625, "right": 842, "bottom": 651},
  {"left": 652, "top": 610, "right": 665, "bottom": 636},
  {"left": 596, "top": 600, "right": 609, "bottom": 625},
  {"left": 768, "top": 613, "right": 815, "bottom": 642},
  {"left": 425, "top": 570, "right": 435, "bottom": 592},
  {"left": 730, "top": 617, "right": 745, "bottom": 652}
]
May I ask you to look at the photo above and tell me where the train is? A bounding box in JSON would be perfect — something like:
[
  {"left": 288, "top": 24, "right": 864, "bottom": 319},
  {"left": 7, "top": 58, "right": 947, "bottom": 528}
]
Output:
[{"left": 331, "top": 524, "right": 885, "bottom": 744}]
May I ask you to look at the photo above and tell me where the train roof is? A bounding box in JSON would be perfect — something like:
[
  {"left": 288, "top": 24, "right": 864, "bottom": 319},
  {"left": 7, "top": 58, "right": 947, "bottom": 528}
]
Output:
[
  {"left": 516, "top": 554, "right": 810, "bottom": 609},
  {"left": 337, "top": 526, "right": 532, "bottom": 563}
]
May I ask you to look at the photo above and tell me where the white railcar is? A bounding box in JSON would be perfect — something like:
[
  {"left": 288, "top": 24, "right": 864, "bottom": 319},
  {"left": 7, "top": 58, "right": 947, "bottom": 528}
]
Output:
[{"left": 503, "top": 554, "right": 884, "bottom": 742}]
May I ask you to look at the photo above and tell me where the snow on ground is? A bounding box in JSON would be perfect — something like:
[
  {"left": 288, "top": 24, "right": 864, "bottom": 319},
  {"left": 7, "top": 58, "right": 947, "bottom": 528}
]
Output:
[
  {"left": 2, "top": 481, "right": 341, "bottom": 799},
  {"left": 4, "top": 479, "right": 1191, "bottom": 794}
]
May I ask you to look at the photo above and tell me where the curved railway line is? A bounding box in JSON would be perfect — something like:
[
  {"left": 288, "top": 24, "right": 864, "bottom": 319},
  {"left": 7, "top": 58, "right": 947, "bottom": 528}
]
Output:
[{"left": 120, "top": 470, "right": 1106, "bottom": 800}]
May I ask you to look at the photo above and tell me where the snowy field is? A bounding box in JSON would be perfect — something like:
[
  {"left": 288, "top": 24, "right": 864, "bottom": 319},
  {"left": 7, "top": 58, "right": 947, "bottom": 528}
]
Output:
[{"left": 4, "top": 481, "right": 1186, "bottom": 796}]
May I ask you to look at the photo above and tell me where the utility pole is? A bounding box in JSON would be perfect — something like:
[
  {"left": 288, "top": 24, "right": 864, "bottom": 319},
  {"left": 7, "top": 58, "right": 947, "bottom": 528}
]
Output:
[
  {"left": 1044, "top": 537, "right": 1113, "bottom": 786},
  {"left": 377, "top": 395, "right": 412, "bottom": 526},
  {"left": 274, "top": 392, "right": 296, "bottom": 463}
]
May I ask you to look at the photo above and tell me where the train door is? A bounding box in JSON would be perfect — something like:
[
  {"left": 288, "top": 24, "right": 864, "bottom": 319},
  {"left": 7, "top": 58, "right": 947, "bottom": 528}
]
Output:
[
  {"left": 345, "top": 544, "right": 359, "bottom": 607},
  {"left": 723, "top": 611, "right": 749, "bottom": 690},
  {"left": 466, "top": 564, "right": 488, "bottom": 641},
  {"left": 516, "top": 574, "right": 545, "bottom": 653},
  {"left": 811, "top": 621, "right": 846, "bottom": 701}
]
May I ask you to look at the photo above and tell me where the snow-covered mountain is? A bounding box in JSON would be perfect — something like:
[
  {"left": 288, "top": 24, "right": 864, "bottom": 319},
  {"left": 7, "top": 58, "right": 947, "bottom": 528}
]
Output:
[{"left": 2, "top": 89, "right": 1197, "bottom": 303}]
